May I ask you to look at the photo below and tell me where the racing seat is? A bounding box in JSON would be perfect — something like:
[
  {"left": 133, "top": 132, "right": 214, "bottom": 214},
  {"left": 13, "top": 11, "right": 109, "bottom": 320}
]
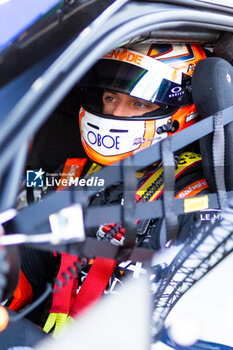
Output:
[
  {"left": 192, "top": 56, "right": 233, "bottom": 208},
  {"left": 28, "top": 86, "right": 86, "bottom": 173}
]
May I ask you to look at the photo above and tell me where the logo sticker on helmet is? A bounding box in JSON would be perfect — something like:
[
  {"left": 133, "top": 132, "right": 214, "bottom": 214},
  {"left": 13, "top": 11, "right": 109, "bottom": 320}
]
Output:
[
  {"left": 103, "top": 49, "right": 143, "bottom": 66},
  {"left": 87, "top": 131, "right": 120, "bottom": 149},
  {"left": 169, "top": 86, "right": 185, "bottom": 98},
  {"left": 148, "top": 44, "right": 195, "bottom": 64}
]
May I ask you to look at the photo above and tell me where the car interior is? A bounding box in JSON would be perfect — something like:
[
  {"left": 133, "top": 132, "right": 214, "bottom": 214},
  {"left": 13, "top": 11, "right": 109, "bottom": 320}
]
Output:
[{"left": 1, "top": 1, "right": 233, "bottom": 347}]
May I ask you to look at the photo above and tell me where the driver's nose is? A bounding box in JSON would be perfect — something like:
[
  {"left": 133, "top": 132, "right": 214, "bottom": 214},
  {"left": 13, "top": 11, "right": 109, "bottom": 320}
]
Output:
[{"left": 112, "top": 102, "right": 132, "bottom": 117}]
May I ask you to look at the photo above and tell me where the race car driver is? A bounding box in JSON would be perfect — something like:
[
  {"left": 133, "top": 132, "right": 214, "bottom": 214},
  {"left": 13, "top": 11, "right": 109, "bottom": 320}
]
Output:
[{"left": 7, "top": 42, "right": 211, "bottom": 336}]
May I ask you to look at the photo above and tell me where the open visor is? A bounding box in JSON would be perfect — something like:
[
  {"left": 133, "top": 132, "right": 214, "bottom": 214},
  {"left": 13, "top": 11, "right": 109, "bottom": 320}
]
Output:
[{"left": 80, "top": 48, "right": 193, "bottom": 107}]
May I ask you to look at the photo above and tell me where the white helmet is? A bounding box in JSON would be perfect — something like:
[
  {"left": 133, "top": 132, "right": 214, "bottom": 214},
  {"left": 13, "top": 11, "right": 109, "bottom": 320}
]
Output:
[{"left": 79, "top": 43, "right": 206, "bottom": 165}]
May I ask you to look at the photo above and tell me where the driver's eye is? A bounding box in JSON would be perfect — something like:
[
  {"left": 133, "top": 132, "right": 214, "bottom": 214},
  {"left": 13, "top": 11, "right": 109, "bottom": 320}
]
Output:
[
  {"left": 135, "top": 101, "right": 148, "bottom": 108},
  {"left": 103, "top": 94, "right": 116, "bottom": 103},
  {"left": 105, "top": 96, "right": 114, "bottom": 102},
  {"left": 134, "top": 100, "right": 153, "bottom": 110}
]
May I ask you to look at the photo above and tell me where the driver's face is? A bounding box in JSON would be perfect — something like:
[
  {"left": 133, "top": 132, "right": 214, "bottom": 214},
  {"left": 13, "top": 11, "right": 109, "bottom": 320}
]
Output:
[{"left": 102, "top": 91, "right": 160, "bottom": 117}]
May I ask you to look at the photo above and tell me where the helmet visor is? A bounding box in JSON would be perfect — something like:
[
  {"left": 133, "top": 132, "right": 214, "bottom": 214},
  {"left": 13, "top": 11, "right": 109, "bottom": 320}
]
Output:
[{"left": 80, "top": 48, "right": 192, "bottom": 107}]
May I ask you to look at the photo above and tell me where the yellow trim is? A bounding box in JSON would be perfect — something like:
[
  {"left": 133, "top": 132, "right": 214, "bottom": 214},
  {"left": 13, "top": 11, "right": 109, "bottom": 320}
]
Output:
[
  {"left": 85, "top": 163, "right": 102, "bottom": 177},
  {"left": 136, "top": 152, "right": 202, "bottom": 201},
  {"left": 184, "top": 195, "right": 209, "bottom": 213},
  {"left": 136, "top": 166, "right": 163, "bottom": 200}
]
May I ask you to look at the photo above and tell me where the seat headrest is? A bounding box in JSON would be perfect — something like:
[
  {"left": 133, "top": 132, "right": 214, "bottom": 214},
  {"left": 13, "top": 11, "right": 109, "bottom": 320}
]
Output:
[{"left": 192, "top": 57, "right": 233, "bottom": 117}]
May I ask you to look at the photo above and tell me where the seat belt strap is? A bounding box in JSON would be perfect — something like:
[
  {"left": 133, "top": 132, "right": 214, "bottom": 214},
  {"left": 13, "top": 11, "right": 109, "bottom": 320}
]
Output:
[
  {"left": 69, "top": 257, "right": 116, "bottom": 318},
  {"left": 213, "top": 112, "right": 228, "bottom": 208},
  {"left": 50, "top": 252, "right": 78, "bottom": 314}
]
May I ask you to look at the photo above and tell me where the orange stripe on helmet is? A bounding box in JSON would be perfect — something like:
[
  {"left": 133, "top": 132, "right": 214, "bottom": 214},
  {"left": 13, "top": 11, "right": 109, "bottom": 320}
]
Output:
[
  {"left": 170, "top": 104, "right": 199, "bottom": 134},
  {"left": 139, "top": 120, "right": 156, "bottom": 150}
]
